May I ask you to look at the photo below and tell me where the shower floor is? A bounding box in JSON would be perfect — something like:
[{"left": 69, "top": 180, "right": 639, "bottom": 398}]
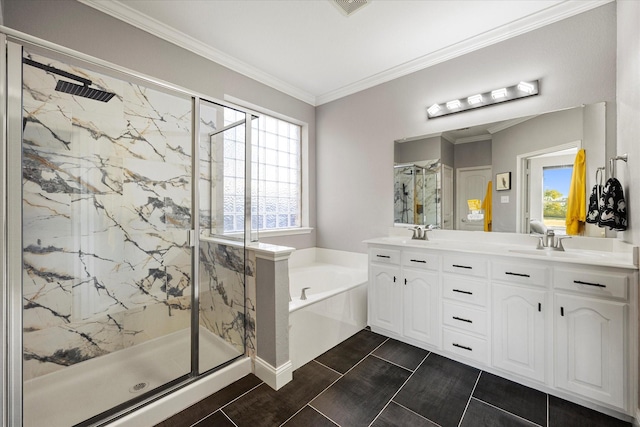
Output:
[{"left": 23, "top": 327, "right": 242, "bottom": 427}]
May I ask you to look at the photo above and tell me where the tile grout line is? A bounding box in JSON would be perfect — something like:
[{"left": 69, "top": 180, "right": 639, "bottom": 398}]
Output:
[
  {"left": 367, "top": 352, "right": 434, "bottom": 427},
  {"left": 546, "top": 393, "right": 549, "bottom": 427},
  {"left": 391, "top": 400, "right": 443, "bottom": 427},
  {"left": 470, "top": 396, "right": 544, "bottom": 427},
  {"left": 457, "top": 370, "right": 482, "bottom": 427},
  {"left": 190, "top": 381, "right": 265, "bottom": 426},
  {"left": 220, "top": 409, "right": 239, "bottom": 427},
  {"left": 369, "top": 352, "right": 416, "bottom": 373},
  {"left": 312, "top": 358, "right": 344, "bottom": 376},
  {"left": 292, "top": 335, "right": 391, "bottom": 426},
  {"left": 307, "top": 403, "right": 341, "bottom": 427}
]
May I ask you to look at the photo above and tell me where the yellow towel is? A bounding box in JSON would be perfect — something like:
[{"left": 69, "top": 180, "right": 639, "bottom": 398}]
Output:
[
  {"left": 481, "top": 180, "right": 492, "bottom": 232},
  {"left": 566, "top": 149, "right": 586, "bottom": 235}
]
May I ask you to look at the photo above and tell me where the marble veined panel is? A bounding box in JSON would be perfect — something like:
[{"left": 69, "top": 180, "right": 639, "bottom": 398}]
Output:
[
  {"left": 199, "top": 241, "right": 251, "bottom": 355},
  {"left": 22, "top": 51, "right": 194, "bottom": 379}
]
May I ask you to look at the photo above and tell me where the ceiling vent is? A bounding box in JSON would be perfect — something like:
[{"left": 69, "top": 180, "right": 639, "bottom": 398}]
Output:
[{"left": 331, "top": 0, "right": 370, "bottom": 17}]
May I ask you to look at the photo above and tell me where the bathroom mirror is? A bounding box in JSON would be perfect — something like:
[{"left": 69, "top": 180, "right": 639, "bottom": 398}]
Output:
[{"left": 394, "top": 102, "right": 609, "bottom": 236}]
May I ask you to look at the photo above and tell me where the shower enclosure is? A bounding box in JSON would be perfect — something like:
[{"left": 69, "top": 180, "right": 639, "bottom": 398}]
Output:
[
  {"left": 394, "top": 160, "right": 442, "bottom": 227},
  {"left": 1, "top": 30, "right": 255, "bottom": 426}
]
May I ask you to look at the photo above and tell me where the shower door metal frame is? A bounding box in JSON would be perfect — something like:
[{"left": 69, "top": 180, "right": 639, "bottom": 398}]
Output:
[{"left": 1, "top": 25, "right": 258, "bottom": 426}]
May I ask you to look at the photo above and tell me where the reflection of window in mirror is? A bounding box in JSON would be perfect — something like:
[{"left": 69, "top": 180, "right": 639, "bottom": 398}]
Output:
[
  {"left": 525, "top": 145, "right": 578, "bottom": 235},
  {"left": 542, "top": 165, "right": 573, "bottom": 235}
]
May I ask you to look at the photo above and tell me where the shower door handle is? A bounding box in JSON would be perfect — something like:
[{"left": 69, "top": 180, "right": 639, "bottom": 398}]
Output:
[{"left": 187, "top": 230, "right": 196, "bottom": 247}]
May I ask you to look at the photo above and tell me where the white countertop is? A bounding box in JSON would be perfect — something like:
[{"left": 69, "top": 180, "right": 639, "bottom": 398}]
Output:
[{"left": 364, "top": 230, "right": 639, "bottom": 270}]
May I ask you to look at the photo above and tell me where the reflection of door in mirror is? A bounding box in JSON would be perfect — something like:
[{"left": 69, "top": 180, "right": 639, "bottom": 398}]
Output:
[
  {"left": 527, "top": 148, "right": 577, "bottom": 235},
  {"left": 456, "top": 166, "right": 492, "bottom": 231},
  {"left": 518, "top": 141, "right": 581, "bottom": 234}
]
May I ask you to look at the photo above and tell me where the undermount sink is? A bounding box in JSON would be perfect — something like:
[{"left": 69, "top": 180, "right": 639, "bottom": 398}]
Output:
[
  {"left": 377, "top": 237, "right": 438, "bottom": 246},
  {"left": 508, "top": 248, "right": 604, "bottom": 258}
]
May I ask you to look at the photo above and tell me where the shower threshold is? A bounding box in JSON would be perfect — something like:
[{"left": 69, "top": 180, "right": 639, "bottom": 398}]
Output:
[{"left": 23, "top": 327, "right": 241, "bottom": 427}]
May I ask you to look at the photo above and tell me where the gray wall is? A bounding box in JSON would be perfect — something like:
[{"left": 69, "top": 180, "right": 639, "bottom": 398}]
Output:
[
  {"left": 454, "top": 140, "right": 492, "bottom": 169},
  {"left": 316, "top": 3, "right": 616, "bottom": 252},
  {"left": 616, "top": 1, "right": 640, "bottom": 411},
  {"left": 4, "top": 0, "right": 317, "bottom": 250},
  {"left": 395, "top": 136, "right": 441, "bottom": 164},
  {"left": 491, "top": 107, "right": 583, "bottom": 232}
]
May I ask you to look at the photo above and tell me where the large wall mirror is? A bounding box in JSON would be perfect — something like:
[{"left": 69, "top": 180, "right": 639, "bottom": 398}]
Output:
[{"left": 394, "top": 102, "right": 611, "bottom": 237}]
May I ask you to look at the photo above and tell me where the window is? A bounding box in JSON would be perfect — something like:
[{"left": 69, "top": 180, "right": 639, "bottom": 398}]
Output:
[
  {"left": 222, "top": 108, "right": 301, "bottom": 233},
  {"left": 542, "top": 165, "right": 573, "bottom": 232}
]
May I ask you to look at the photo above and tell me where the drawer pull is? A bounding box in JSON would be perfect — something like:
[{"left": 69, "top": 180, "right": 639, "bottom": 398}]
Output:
[
  {"left": 505, "top": 271, "right": 530, "bottom": 278},
  {"left": 376, "top": 254, "right": 391, "bottom": 259},
  {"left": 452, "top": 264, "right": 472, "bottom": 269},
  {"left": 561, "top": 307, "right": 564, "bottom": 316},
  {"left": 538, "top": 303, "right": 541, "bottom": 312},
  {"left": 404, "top": 278, "right": 407, "bottom": 285},
  {"left": 573, "top": 280, "right": 606, "bottom": 288},
  {"left": 393, "top": 276, "right": 396, "bottom": 283},
  {"left": 452, "top": 289, "right": 473, "bottom": 295},
  {"left": 453, "top": 343, "right": 472, "bottom": 351},
  {"left": 410, "top": 259, "right": 427, "bottom": 264},
  {"left": 453, "top": 316, "right": 472, "bottom": 323}
]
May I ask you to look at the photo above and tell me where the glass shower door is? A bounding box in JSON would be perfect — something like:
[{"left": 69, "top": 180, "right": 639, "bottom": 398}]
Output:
[{"left": 20, "top": 49, "right": 194, "bottom": 426}]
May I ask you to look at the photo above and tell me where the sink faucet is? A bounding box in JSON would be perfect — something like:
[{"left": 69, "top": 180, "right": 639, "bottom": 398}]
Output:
[
  {"left": 411, "top": 226, "right": 429, "bottom": 240},
  {"left": 534, "top": 230, "right": 571, "bottom": 251}
]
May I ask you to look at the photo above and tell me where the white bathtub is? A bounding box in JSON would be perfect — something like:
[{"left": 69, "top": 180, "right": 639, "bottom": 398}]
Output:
[{"left": 288, "top": 248, "right": 368, "bottom": 370}]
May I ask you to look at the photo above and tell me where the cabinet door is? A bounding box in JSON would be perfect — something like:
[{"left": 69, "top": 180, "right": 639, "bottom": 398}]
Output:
[
  {"left": 492, "top": 284, "right": 546, "bottom": 382},
  {"left": 369, "top": 264, "right": 402, "bottom": 335},
  {"left": 555, "top": 294, "right": 626, "bottom": 409},
  {"left": 403, "top": 268, "right": 439, "bottom": 346}
]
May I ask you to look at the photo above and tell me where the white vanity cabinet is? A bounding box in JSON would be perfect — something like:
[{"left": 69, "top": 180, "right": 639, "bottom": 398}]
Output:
[
  {"left": 366, "top": 236, "right": 638, "bottom": 418},
  {"left": 441, "top": 254, "right": 489, "bottom": 364},
  {"left": 491, "top": 261, "right": 550, "bottom": 383},
  {"left": 553, "top": 266, "right": 630, "bottom": 410},
  {"left": 368, "top": 246, "right": 440, "bottom": 348}
]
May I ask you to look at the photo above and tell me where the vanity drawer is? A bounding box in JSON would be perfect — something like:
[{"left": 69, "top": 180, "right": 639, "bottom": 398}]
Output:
[
  {"left": 369, "top": 247, "right": 400, "bottom": 264},
  {"left": 442, "top": 275, "right": 487, "bottom": 307},
  {"left": 443, "top": 328, "right": 488, "bottom": 365},
  {"left": 443, "top": 302, "right": 487, "bottom": 336},
  {"left": 402, "top": 251, "right": 439, "bottom": 271},
  {"left": 554, "top": 268, "right": 629, "bottom": 301},
  {"left": 492, "top": 261, "right": 550, "bottom": 288},
  {"left": 443, "top": 255, "right": 487, "bottom": 278}
]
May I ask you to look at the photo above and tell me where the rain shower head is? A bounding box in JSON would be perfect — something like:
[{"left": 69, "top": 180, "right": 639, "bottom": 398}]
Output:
[
  {"left": 55, "top": 80, "right": 115, "bottom": 102},
  {"left": 23, "top": 57, "right": 116, "bottom": 102}
]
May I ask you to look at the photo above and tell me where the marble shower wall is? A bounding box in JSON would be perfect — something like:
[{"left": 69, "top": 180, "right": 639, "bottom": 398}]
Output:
[{"left": 22, "top": 52, "right": 193, "bottom": 380}]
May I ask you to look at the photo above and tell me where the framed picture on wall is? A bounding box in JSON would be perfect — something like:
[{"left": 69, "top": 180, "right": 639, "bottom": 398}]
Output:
[{"left": 496, "top": 172, "right": 511, "bottom": 191}]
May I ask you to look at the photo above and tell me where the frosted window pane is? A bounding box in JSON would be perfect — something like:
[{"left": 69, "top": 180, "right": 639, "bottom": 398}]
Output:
[{"left": 266, "top": 215, "right": 276, "bottom": 228}]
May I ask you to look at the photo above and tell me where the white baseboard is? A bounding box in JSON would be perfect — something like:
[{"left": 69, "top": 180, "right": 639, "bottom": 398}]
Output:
[
  {"left": 254, "top": 356, "right": 293, "bottom": 390},
  {"left": 111, "top": 357, "right": 251, "bottom": 427}
]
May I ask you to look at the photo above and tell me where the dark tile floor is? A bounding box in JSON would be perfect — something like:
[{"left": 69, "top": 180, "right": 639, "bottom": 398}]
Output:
[{"left": 156, "top": 329, "right": 631, "bottom": 427}]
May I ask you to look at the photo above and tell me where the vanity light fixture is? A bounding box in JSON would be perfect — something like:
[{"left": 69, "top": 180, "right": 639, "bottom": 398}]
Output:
[
  {"left": 467, "top": 94, "right": 483, "bottom": 105},
  {"left": 446, "top": 99, "right": 461, "bottom": 110},
  {"left": 427, "top": 104, "right": 441, "bottom": 116},
  {"left": 426, "top": 79, "right": 539, "bottom": 119},
  {"left": 491, "top": 88, "right": 508, "bottom": 99}
]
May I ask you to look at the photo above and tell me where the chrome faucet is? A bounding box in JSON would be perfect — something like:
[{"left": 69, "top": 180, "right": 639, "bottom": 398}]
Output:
[
  {"left": 411, "top": 226, "right": 429, "bottom": 240},
  {"left": 534, "top": 230, "right": 571, "bottom": 251},
  {"left": 300, "top": 287, "right": 310, "bottom": 300}
]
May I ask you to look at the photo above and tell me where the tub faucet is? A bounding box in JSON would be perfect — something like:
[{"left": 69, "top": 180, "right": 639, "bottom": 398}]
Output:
[{"left": 300, "top": 287, "right": 310, "bottom": 300}]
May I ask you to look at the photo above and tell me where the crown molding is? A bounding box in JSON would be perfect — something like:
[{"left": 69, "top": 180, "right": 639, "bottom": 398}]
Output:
[
  {"left": 78, "top": 0, "right": 612, "bottom": 107},
  {"left": 77, "top": 0, "right": 317, "bottom": 106},
  {"left": 315, "top": 0, "right": 613, "bottom": 105},
  {"left": 455, "top": 134, "right": 492, "bottom": 145}
]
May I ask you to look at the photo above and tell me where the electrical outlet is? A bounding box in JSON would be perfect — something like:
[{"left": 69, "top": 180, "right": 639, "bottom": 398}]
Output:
[{"left": 501, "top": 196, "right": 509, "bottom": 203}]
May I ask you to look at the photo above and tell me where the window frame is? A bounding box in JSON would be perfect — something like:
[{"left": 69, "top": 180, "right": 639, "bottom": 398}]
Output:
[{"left": 224, "top": 95, "right": 311, "bottom": 238}]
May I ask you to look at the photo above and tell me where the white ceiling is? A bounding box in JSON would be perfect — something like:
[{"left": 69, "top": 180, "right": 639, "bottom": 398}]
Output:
[{"left": 79, "top": 0, "right": 610, "bottom": 106}]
